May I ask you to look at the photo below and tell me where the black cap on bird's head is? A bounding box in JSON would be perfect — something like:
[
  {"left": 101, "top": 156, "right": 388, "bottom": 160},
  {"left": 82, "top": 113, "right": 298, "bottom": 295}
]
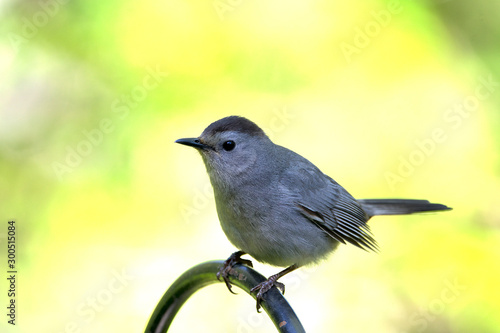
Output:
[{"left": 201, "top": 116, "right": 267, "bottom": 138}]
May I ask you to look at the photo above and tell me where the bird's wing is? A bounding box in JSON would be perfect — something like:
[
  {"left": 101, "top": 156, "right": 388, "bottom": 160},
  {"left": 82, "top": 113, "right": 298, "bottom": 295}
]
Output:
[{"left": 279, "top": 156, "right": 378, "bottom": 251}]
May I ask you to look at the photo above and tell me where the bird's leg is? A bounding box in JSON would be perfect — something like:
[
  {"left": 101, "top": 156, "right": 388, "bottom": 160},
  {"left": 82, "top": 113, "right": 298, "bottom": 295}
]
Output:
[
  {"left": 250, "top": 264, "right": 299, "bottom": 312},
  {"left": 217, "top": 251, "right": 253, "bottom": 294}
]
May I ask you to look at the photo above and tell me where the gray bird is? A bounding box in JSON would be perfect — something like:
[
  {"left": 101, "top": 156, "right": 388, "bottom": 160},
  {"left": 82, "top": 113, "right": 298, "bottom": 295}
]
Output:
[{"left": 176, "top": 116, "right": 450, "bottom": 311}]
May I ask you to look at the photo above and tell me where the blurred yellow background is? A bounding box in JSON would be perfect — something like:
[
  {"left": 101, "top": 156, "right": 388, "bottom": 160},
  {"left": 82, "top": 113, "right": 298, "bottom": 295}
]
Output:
[{"left": 1, "top": 0, "right": 499, "bottom": 332}]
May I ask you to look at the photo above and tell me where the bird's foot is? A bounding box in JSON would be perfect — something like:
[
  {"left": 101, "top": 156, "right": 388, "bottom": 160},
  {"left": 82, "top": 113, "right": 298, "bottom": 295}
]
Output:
[
  {"left": 217, "top": 251, "right": 253, "bottom": 294},
  {"left": 250, "top": 275, "right": 285, "bottom": 312},
  {"left": 249, "top": 265, "right": 298, "bottom": 312}
]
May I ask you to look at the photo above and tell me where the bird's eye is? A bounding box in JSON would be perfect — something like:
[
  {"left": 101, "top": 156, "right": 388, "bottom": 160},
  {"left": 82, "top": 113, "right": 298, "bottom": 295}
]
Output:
[{"left": 222, "top": 140, "right": 236, "bottom": 151}]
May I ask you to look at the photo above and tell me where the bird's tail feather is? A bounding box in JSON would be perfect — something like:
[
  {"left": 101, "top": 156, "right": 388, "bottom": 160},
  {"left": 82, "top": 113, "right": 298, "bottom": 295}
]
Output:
[{"left": 358, "top": 199, "right": 451, "bottom": 218}]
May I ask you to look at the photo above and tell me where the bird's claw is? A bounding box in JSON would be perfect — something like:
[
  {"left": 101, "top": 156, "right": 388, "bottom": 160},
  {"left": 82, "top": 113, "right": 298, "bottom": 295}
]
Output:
[
  {"left": 217, "top": 251, "right": 253, "bottom": 294},
  {"left": 250, "top": 276, "right": 285, "bottom": 312}
]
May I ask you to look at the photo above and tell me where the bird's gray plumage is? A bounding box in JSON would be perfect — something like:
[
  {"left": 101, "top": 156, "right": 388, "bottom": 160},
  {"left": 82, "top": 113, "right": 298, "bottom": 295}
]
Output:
[{"left": 176, "top": 116, "right": 451, "bottom": 268}]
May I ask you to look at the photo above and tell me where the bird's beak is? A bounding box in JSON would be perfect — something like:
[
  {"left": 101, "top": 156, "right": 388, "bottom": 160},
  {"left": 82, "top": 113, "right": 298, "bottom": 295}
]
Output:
[{"left": 175, "top": 137, "right": 212, "bottom": 150}]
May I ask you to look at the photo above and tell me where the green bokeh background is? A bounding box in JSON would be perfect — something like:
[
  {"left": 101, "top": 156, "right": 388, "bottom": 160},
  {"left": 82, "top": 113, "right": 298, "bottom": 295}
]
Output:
[{"left": 1, "top": 0, "right": 499, "bottom": 332}]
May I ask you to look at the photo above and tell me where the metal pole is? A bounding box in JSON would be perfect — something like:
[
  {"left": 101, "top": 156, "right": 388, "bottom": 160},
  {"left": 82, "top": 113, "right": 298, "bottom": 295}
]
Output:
[{"left": 145, "top": 260, "right": 305, "bottom": 333}]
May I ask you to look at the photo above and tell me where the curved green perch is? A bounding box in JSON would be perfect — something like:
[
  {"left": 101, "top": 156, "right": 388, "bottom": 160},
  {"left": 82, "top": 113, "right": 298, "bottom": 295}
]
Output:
[{"left": 144, "top": 260, "right": 305, "bottom": 333}]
